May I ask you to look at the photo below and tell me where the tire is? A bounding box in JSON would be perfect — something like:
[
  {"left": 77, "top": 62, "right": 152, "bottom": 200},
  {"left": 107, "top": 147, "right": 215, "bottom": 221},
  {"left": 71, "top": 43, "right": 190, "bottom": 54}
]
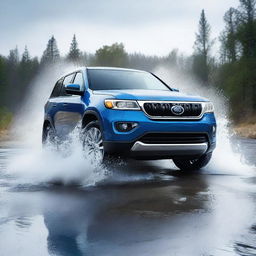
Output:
[
  {"left": 173, "top": 152, "right": 212, "bottom": 171},
  {"left": 42, "top": 124, "right": 57, "bottom": 147},
  {"left": 81, "top": 121, "right": 105, "bottom": 165}
]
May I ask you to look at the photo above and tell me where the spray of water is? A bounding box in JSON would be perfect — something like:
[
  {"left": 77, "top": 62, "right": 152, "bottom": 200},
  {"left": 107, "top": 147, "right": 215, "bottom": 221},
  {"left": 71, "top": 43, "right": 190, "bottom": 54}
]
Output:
[
  {"left": 11, "top": 62, "right": 76, "bottom": 146},
  {"left": 7, "top": 63, "right": 109, "bottom": 186},
  {"left": 154, "top": 66, "right": 254, "bottom": 174}
]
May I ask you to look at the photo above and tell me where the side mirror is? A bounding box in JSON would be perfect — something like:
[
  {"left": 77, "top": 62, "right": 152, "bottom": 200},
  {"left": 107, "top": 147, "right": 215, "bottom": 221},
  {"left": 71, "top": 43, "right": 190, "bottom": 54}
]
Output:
[
  {"left": 171, "top": 88, "right": 179, "bottom": 92},
  {"left": 65, "top": 84, "right": 84, "bottom": 96}
]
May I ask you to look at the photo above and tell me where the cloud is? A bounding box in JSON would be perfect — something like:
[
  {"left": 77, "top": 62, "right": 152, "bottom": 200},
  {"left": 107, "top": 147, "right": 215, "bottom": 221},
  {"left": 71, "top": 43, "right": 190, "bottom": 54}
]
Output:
[{"left": 0, "top": 0, "right": 238, "bottom": 56}]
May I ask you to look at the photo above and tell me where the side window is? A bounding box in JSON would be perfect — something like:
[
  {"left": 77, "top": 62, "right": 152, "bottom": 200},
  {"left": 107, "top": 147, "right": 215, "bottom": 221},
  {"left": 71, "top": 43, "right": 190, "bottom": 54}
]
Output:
[
  {"left": 73, "top": 72, "right": 84, "bottom": 89},
  {"left": 59, "top": 73, "right": 74, "bottom": 96},
  {"left": 50, "top": 79, "right": 63, "bottom": 98}
]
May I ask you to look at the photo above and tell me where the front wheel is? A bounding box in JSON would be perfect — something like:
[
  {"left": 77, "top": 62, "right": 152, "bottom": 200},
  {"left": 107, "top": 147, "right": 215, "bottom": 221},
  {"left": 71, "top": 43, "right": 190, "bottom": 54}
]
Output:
[
  {"left": 173, "top": 152, "right": 212, "bottom": 171},
  {"left": 81, "top": 121, "right": 105, "bottom": 165}
]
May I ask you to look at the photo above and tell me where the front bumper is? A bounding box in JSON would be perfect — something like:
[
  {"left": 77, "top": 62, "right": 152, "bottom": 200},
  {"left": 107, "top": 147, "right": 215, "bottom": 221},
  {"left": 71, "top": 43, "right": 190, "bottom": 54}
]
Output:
[
  {"left": 104, "top": 139, "right": 215, "bottom": 160},
  {"left": 101, "top": 109, "right": 216, "bottom": 159}
]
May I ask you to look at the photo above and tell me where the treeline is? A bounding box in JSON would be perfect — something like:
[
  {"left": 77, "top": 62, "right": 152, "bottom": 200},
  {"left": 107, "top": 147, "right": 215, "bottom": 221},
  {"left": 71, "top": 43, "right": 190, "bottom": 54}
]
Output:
[
  {"left": 0, "top": 35, "right": 187, "bottom": 113},
  {"left": 217, "top": 0, "right": 256, "bottom": 120},
  {"left": 0, "top": 0, "right": 256, "bottom": 123}
]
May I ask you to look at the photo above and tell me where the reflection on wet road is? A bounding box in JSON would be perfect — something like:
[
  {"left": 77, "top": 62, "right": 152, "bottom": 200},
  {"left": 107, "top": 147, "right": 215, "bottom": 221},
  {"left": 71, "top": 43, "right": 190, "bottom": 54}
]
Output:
[{"left": 0, "top": 139, "right": 256, "bottom": 256}]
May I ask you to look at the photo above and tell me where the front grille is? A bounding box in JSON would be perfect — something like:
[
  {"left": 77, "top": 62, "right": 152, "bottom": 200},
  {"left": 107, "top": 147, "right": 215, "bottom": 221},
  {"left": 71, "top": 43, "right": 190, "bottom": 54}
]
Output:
[
  {"left": 143, "top": 102, "right": 202, "bottom": 117},
  {"left": 140, "top": 133, "right": 208, "bottom": 144}
]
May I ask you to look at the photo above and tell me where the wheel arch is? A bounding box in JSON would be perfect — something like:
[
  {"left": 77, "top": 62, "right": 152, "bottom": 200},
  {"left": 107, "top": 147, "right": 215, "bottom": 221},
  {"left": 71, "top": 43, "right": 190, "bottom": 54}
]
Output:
[
  {"left": 42, "top": 119, "right": 55, "bottom": 131},
  {"left": 82, "top": 110, "right": 103, "bottom": 129},
  {"left": 42, "top": 119, "right": 54, "bottom": 143},
  {"left": 43, "top": 119, "right": 51, "bottom": 129}
]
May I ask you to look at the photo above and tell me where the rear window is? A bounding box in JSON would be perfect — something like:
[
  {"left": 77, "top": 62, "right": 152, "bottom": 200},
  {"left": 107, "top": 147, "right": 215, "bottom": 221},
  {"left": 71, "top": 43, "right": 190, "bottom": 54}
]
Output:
[
  {"left": 87, "top": 69, "right": 170, "bottom": 91},
  {"left": 50, "top": 79, "right": 63, "bottom": 98}
]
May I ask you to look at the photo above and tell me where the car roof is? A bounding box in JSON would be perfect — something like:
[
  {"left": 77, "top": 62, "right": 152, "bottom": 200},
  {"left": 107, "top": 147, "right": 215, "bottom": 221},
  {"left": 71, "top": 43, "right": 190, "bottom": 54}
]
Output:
[
  {"left": 59, "top": 66, "right": 148, "bottom": 80},
  {"left": 86, "top": 67, "right": 147, "bottom": 73},
  {"left": 64, "top": 66, "right": 147, "bottom": 74}
]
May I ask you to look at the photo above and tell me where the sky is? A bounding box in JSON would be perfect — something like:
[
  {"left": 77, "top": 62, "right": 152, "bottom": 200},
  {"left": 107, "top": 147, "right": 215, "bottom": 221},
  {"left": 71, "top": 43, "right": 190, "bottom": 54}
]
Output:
[{"left": 0, "top": 0, "right": 239, "bottom": 58}]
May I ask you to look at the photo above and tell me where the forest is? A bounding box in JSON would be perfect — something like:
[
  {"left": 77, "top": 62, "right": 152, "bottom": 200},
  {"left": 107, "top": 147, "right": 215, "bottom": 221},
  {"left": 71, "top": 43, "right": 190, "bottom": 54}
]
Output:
[{"left": 0, "top": 0, "right": 256, "bottom": 130}]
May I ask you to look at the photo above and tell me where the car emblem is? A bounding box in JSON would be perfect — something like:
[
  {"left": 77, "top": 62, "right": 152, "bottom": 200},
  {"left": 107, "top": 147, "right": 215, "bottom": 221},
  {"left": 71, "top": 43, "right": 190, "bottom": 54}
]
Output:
[{"left": 171, "top": 105, "right": 185, "bottom": 115}]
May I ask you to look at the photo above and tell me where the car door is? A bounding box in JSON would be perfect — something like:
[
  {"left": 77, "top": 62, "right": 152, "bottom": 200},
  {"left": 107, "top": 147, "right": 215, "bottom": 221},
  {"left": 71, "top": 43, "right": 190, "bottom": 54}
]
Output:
[
  {"left": 46, "top": 78, "right": 63, "bottom": 130},
  {"left": 54, "top": 72, "right": 85, "bottom": 137}
]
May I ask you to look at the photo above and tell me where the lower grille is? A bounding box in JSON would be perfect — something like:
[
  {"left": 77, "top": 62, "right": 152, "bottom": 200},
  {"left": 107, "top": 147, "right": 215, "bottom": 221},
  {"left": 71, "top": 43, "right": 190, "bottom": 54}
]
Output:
[
  {"left": 143, "top": 102, "right": 202, "bottom": 118},
  {"left": 140, "top": 133, "right": 208, "bottom": 144}
]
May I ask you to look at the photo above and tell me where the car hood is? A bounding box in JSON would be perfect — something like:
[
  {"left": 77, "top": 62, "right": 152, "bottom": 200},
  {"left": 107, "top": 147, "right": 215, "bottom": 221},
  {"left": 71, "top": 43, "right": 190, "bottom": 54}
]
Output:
[{"left": 92, "top": 89, "right": 207, "bottom": 102}]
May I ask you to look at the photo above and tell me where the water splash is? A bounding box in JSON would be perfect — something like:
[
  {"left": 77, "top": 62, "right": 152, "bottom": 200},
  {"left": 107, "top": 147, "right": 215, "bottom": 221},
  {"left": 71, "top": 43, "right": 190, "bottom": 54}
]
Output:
[
  {"left": 7, "top": 127, "right": 109, "bottom": 187},
  {"left": 154, "top": 66, "right": 254, "bottom": 175},
  {"left": 6, "top": 63, "right": 109, "bottom": 187}
]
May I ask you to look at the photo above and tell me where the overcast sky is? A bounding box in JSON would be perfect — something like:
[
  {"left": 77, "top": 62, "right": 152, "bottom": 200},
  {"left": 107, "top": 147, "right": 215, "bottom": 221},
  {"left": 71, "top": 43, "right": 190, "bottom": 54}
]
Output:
[{"left": 0, "top": 0, "right": 239, "bottom": 57}]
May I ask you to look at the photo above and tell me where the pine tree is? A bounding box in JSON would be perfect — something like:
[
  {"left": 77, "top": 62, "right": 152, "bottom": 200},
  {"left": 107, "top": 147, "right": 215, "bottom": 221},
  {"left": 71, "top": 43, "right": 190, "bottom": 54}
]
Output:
[
  {"left": 5, "top": 47, "right": 21, "bottom": 108},
  {"left": 220, "top": 8, "right": 238, "bottom": 63},
  {"left": 0, "top": 56, "right": 8, "bottom": 107},
  {"left": 237, "top": 0, "right": 256, "bottom": 112},
  {"left": 193, "top": 10, "right": 213, "bottom": 85},
  {"left": 8, "top": 46, "right": 19, "bottom": 66},
  {"left": 41, "top": 36, "right": 60, "bottom": 64},
  {"left": 237, "top": 0, "right": 256, "bottom": 57},
  {"left": 21, "top": 46, "right": 30, "bottom": 63},
  {"left": 67, "top": 34, "right": 81, "bottom": 63}
]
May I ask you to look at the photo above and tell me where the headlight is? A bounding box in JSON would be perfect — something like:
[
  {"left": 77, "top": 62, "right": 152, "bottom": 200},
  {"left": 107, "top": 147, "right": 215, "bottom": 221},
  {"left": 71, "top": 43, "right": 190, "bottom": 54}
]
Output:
[
  {"left": 104, "top": 100, "right": 140, "bottom": 110},
  {"left": 204, "top": 102, "right": 214, "bottom": 113}
]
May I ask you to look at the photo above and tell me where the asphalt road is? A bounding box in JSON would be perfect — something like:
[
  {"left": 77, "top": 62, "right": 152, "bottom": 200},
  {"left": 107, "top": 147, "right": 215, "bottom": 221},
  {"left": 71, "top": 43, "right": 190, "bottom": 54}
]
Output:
[{"left": 0, "top": 138, "right": 255, "bottom": 256}]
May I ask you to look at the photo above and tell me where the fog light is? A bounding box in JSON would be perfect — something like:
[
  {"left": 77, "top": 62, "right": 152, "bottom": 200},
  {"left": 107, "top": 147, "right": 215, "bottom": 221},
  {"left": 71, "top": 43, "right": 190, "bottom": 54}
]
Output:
[{"left": 115, "top": 122, "right": 138, "bottom": 132}]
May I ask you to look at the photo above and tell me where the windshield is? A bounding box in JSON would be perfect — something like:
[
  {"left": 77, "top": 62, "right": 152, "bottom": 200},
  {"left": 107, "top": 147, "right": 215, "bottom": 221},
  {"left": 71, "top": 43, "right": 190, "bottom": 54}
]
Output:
[{"left": 87, "top": 69, "right": 170, "bottom": 91}]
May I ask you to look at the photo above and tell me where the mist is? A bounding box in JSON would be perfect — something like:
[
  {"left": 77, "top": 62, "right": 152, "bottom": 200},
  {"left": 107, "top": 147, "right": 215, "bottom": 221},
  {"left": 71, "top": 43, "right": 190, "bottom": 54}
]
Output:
[{"left": 154, "top": 66, "right": 253, "bottom": 174}]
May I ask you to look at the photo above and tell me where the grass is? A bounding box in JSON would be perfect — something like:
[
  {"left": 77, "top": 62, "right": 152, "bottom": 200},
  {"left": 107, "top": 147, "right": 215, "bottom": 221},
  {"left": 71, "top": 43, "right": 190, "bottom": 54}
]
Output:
[
  {"left": 0, "top": 107, "right": 12, "bottom": 130},
  {"left": 234, "top": 123, "right": 256, "bottom": 139},
  {"left": 0, "top": 107, "right": 12, "bottom": 141},
  {"left": 233, "top": 115, "right": 256, "bottom": 139}
]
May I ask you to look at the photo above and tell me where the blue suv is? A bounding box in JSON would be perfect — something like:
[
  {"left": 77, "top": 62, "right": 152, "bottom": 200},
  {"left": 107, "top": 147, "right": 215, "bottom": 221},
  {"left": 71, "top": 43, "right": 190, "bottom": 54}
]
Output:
[{"left": 43, "top": 67, "right": 216, "bottom": 170}]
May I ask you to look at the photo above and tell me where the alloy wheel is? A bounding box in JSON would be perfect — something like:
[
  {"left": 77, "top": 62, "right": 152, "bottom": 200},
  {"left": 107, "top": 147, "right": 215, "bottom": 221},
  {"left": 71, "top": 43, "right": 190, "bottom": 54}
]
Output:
[{"left": 83, "top": 127, "right": 104, "bottom": 165}]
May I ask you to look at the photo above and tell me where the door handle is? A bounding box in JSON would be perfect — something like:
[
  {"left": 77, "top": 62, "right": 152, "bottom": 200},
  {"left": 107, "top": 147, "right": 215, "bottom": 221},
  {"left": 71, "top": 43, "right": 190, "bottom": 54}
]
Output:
[
  {"left": 52, "top": 104, "right": 57, "bottom": 107},
  {"left": 63, "top": 103, "right": 68, "bottom": 106}
]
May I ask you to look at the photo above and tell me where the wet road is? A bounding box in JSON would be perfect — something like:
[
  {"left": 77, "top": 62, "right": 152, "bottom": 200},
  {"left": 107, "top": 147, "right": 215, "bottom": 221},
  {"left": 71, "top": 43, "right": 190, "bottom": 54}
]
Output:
[{"left": 0, "top": 139, "right": 256, "bottom": 256}]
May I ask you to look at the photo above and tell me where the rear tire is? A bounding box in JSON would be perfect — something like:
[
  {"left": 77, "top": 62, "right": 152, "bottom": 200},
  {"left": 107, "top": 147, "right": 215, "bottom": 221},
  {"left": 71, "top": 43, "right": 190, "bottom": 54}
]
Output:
[
  {"left": 42, "top": 124, "right": 57, "bottom": 148},
  {"left": 173, "top": 152, "right": 212, "bottom": 171}
]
